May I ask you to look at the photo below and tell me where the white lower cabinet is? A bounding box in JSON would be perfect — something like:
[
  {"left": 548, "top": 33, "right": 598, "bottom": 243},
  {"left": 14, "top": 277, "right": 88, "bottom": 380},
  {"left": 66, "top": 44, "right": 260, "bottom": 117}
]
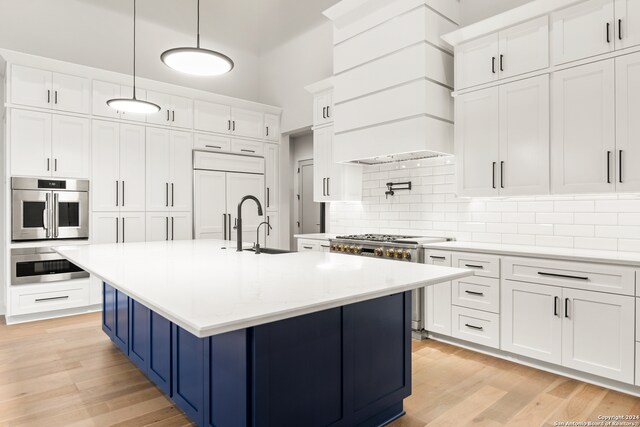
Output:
[
  {"left": 452, "top": 275, "right": 500, "bottom": 314},
  {"left": 89, "top": 275, "right": 103, "bottom": 306},
  {"left": 91, "top": 212, "right": 145, "bottom": 243},
  {"left": 297, "top": 238, "right": 328, "bottom": 252},
  {"left": 10, "top": 279, "right": 90, "bottom": 316},
  {"left": 451, "top": 305, "right": 501, "bottom": 349},
  {"left": 561, "top": 288, "right": 635, "bottom": 384},
  {"left": 425, "top": 251, "right": 452, "bottom": 336},
  {"left": 146, "top": 212, "right": 192, "bottom": 242},
  {"left": 501, "top": 280, "right": 563, "bottom": 364}
]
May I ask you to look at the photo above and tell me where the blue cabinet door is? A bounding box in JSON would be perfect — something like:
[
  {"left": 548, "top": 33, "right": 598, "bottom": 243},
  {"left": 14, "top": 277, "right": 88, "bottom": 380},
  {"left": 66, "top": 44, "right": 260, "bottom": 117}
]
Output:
[
  {"left": 113, "top": 289, "right": 129, "bottom": 354},
  {"left": 172, "top": 325, "right": 205, "bottom": 426},
  {"left": 129, "top": 299, "right": 150, "bottom": 374},
  {"left": 102, "top": 283, "right": 115, "bottom": 339},
  {"left": 148, "top": 311, "right": 172, "bottom": 396}
]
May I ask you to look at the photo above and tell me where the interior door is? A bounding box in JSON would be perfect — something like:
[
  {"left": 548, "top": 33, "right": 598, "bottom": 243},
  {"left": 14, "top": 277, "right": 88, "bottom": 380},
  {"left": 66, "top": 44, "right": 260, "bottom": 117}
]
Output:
[
  {"left": 551, "top": 60, "right": 615, "bottom": 193},
  {"left": 501, "top": 280, "right": 562, "bottom": 364},
  {"left": 10, "top": 109, "right": 52, "bottom": 177},
  {"left": 119, "top": 124, "right": 146, "bottom": 211},
  {"left": 91, "top": 120, "right": 120, "bottom": 212},
  {"left": 121, "top": 212, "right": 146, "bottom": 243},
  {"left": 146, "top": 127, "right": 171, "bottom": 212},
  {"left": 455, "top": 87, "right": 500, "bottom": 197},
  {"left": 226, "top": 172, "right": 265, "bottom": 246},
  {"left": 499, "top": 75, "right": 550, "bottom": 196},
  {"left": 615, "top": 51, "right": 640, "bottom": 191},
  {"left": 146, "top": 212, "right": 170, "bottom": 242},
  {"left": 51, "top": 115, "right": 90, "bottom": 178},
  {"left": 11, "top": 65, "right": 52, "bottom": 109},
  {"left": 169, "top": 131, "right": 193, "bottom": 212},
  {"left": 615, "top": 0, "right": 640, "bottom": 49},
  {"left": 170, "top": 212, "right": 193, "bottom": 241},
  {"left": 299, "top": 161, "right": 321, "bottom": 234},
  {"left": 193, "top": 170, "right": 227, "bottom": 240},
  {"left": 562, "top": 288, "right": 634, "bottom": 384},
  {"left": 51, "top": 72, "right": 90, "bottom": 114}
]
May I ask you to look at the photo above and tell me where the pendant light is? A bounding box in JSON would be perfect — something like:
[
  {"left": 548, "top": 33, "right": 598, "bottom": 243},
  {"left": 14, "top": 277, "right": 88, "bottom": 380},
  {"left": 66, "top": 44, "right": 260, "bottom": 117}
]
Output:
[
  {"left": 107, "top": 0, "right": 161, "bottom": 114},
  {"left": 160, "top": 0, "right": 234, "bottom": 76}
]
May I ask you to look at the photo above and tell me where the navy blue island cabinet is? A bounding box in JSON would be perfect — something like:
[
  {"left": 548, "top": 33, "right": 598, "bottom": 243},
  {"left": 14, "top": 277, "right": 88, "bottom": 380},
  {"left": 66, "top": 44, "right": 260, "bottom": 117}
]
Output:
[{"left": 102, "top": 283, "right": 412, "bottom": 427}]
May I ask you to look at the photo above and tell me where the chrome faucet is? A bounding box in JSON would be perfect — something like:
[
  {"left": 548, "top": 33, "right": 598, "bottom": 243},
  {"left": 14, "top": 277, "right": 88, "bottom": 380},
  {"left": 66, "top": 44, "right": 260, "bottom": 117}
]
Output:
[
  {"left": 235, "top": 195, "right": 263, "bottom": 252},
  {"left": 254, "top": 221, "right": 273, "bottom": 254}
]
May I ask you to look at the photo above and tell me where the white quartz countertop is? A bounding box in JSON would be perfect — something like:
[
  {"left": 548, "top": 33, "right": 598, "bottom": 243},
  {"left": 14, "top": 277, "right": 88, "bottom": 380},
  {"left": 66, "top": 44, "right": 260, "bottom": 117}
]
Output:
[
  {"left": 423, "top": 241, "right": 640, "bottom": 267},
  {"left": 293, "top": 233, "right": 337, "bottom": 240},
  {"left": 54, "top": 240, "right": 472, "bottom": 338}
]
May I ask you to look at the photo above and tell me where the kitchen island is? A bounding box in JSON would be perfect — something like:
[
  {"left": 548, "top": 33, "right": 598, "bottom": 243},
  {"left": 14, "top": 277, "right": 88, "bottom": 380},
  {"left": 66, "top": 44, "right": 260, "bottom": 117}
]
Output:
[{"left": 54, "top": 240, "right": 472, "bottom": 427}]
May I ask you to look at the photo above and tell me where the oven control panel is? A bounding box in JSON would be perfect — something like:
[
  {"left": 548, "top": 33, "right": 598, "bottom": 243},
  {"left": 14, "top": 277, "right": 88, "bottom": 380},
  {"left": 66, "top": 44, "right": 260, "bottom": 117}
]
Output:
[{"left": 329, "top": 242, "right": 418, "bottom": 262}]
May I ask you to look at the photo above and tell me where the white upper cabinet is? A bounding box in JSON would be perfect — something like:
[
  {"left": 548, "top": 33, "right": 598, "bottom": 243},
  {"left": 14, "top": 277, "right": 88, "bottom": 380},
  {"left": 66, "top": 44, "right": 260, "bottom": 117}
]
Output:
[
  {"left": 499, "top": 75, "right": 550, "bottom": 196},
  {"left": 145, "top": 91, "right": 172, "bottom": 126},
  {"left": 146, "top": 91, "right": 193, "bottom": 129},
  {"left": 551, "top": 60, "right": 615, "bottom": 193},
  {"left": 10, "top": 109, "right": 52, "bottom": 177},
  {"left": 455, "top": 87, "right": 500, "bottom": 197},
  {"left": 615, "top": 0, "right": 640, "bottom": 49},
  {"left": 265, "top": 143, "right": 279, "bottom": 211},
  {"left": 169, "top": 130, "right": 193, "bottom": 212},
  {"left": 313, "top": 90, "right": 334, "bottom": 127},
  {"left": 194, "top": 101, "right": 231, "bottom": 134},
  {"left": 551, "top": 0, "right": 615, "bottom": 65},
  {"left": 456, "top": 33, "right": 500, "bottom": 90},
  {"left": 92, "top": 80, "right": 121, "bottom": 119},
  {"left": 11, "top": 65, "right": 89, "bottom": 114},
  {"left": 51, "top": 114, "right": 90, "bottom": 178},
  {"left": 498, "top": 16, "right": 550, "bottom": 79},
  {"left": 119, "top": 124, "right": 146, "bottom": 211},
  {"left": 231, "top": 108, "right": 263, "bottom": 139},
  {"left": 615, "top": 50, "right": 640, "bottom": 191},
  {"left": 264, "top": 113, "right": 280, "bottom": 142}
]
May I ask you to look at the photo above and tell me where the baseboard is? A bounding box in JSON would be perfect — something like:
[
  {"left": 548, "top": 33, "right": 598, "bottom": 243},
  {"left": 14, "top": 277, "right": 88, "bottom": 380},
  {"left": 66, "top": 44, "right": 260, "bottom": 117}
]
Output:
[
  {"left": 425, "top": 332, "right": 640, "bottom": 398},
  {"left": 5, "top": 304, "right": 102, "bottom": 325}
]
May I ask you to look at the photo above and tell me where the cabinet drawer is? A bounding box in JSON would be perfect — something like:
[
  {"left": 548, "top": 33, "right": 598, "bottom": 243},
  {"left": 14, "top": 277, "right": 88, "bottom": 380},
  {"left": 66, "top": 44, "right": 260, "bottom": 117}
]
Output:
[
  {"left": 451, "top": 305, "right": 500, "bottom": 349},
  {"left": 452, "top": 252, "right": 500, "bottom": 278},
  {"left": 193, "top": 133, "right": 231, "bottom": 152},
  {"left": 502, "top": 257, "right": 635, "bottom": 296},
  {"left": 452, "top": 276, "right": 500, "bottom": 314},
  {"left": 230, "top": 139, "right": 264, "bottom": 156},
  {"left": 11, "top": 279, "right": 90, "bottom": 316},
  {"left": 297, "top": 239, "right": 320, "bottom": 252},
  {"left": 425, "top": 250, "right": 452, "bottom": 266}
]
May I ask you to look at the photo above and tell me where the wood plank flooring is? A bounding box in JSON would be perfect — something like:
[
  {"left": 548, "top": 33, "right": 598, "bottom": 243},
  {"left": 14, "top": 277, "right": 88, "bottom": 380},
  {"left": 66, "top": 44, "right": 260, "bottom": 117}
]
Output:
[{"left": 0, "top": 313, "right": 637, "bottom": 426}]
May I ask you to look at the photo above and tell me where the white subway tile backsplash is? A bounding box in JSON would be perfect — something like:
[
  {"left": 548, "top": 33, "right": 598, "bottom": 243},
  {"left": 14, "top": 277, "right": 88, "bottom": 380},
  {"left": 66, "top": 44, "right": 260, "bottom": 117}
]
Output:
[{"left": 329, "top": 159, "right": 640, "bottom": 252}]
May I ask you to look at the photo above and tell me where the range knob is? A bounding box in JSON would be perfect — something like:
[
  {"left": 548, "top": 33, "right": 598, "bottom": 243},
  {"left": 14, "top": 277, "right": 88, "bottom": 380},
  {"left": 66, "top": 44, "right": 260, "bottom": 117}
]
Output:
[
  {"left": 394, "top": 249, "right": 402, "bottom": 259},
  {"left": 374, "top": 248, "right": 383, "bottom": 257},
  {"left": 331, "top": 244, "right": 337, "bottom": 251},
  {"left": 402, "top": 250, "right": 412, "bottom": 261},
  {"left": 385, "top": 249, "right": 394, "bottom": 258},
  {"left": 353, "top": 246, "right": 362, "bottom": 254},
  {"left": 338, "top": 244, "right": 344, "bottom": 252}
]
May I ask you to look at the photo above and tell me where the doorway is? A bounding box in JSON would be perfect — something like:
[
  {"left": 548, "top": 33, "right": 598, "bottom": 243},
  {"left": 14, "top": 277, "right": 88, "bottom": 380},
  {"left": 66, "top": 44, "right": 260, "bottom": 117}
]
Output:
[{"left": 298, "top": 159, "right": 323, "bottom": 235}]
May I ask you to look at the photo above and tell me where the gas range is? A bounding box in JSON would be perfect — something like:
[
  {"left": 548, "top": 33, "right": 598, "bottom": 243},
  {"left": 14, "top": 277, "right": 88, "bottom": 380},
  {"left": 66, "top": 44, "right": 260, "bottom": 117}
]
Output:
[{"left": 329, "top": 234, "right": 448, "bottom": 263}]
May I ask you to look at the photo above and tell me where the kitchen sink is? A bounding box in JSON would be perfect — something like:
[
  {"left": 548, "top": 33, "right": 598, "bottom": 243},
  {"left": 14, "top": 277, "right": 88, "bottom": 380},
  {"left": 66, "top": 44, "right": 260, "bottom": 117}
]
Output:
[{"left": 244, "top": 247, "right": 292, "bottom": 255}]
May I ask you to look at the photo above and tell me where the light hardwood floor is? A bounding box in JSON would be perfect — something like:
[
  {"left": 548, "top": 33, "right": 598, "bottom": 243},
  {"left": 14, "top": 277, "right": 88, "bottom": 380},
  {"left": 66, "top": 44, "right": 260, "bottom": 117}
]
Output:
[{"left": 0, "top": 313, "right": 637, "bottom": 426}]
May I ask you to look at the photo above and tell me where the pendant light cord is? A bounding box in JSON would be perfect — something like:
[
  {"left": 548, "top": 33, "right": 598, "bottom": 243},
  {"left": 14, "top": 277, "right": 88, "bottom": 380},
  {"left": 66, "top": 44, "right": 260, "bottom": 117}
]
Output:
[
  {"left": 132, "top": 0, "right": 137, "bottom": 98},
  {"left": 197, "top": 0, "right": 201, "bottom": 48}
]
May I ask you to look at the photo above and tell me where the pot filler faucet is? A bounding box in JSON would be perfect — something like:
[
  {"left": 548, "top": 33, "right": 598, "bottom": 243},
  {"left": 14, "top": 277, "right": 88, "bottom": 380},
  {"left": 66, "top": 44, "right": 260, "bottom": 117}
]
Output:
[{"left": 235, "top": 195, "right": 263, "bottom": 252}]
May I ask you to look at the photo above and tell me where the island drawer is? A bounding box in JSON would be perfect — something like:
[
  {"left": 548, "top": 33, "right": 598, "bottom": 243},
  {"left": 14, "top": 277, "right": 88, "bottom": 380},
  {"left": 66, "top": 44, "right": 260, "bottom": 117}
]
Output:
[
  {"left": 452, "top": 252, "right": 500, "bottom": 278},
  {"left": 451, "top": 305, "right": 500, "bottom": 349},
  {"left": 451, "top": 276, "right": 500, "bottom": 314},
  {"left": 10, "top": 279, "right": 90, "bottom": 316},
  {"left": 502, "top": 257, "right": 635, "bottom": 296}
]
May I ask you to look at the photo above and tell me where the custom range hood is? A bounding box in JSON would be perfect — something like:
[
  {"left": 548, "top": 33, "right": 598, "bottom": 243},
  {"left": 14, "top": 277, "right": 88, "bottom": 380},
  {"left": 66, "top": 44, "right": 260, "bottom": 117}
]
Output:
[{"left": 322, "top": 0, "right": 458, "bottom": 165}]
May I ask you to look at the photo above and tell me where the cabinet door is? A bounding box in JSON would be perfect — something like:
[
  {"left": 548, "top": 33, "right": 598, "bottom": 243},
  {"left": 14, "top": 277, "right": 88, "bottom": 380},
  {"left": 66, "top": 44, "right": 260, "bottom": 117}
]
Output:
[
  {"left": 265, "top": 143, "right": 279, "bottom": 211},
  {"left": 51, "top": 115, "right": 90, "bottom": 178},
  {"left": 313, "top": 91, "right": 330, "bottom": 126},
  {"left": 145, "top": 90, "right": 172, "bottom": 126},
  {"left": 121, "top": 213, "right": 146, "bottom": 243},
  {"left": 11, "top": 109, "right": 52, "bottom": 177},
  {"left": 455, "top": 87, "right": 500, "bottom": 197},
  {"left": 89, "top": 275, "right": 103, "bottom": 306},
  {"left": 499, "top": 75, "right": 550, "bottom": 196},
  {"left": 226, "top": 172, "right": 265, "bottom": 245},
  {"left": 170, "top": 95, "right": 193, "bottom": 129},
  {"left": 146, "top": 127, "right": 171, "bottom": 211},
  {"left": 92, "top": 212, "right": 119, "bottom": 244},
  {"left": 455, "top": 33, "right": 499, "bottom": 90},
  {"left": 616, "top": 0, "right": 640, "bottom": 49},
  {"left": 551, "top": 0, "right": 614, "bottom": 65},
  {"left": 562, "top": 288, "right": 634, "bottom": 384},
  {"left": 265, "top": 212, "right": 279, "bottom": 249},
  {"left": 119, "top": 124, "right": 146, "bottom": 211},
  {"left": 193, "top": 170, "right": 227, "bottom": 240},
  {"left": 91, "top": 120, "right": 120, "bottom": 212},
  {"left": 102, "top": 283, "right": 116, "bottom": 338},
  {"left": 313, "top": 126, "right": 331, "bottom": 202},
  {"left": 11, "top": 65, "right": 52, "bottom": 109},
  {"left": 551, "top": 60, "right": 615, "bottom": 193},
  {"left": 501, "top": 281, "right": 562, "bottom": 364},
  {"left": 92, "top": 80, "right": 120, "bottom": 119},
  {"left": 194, "top": 100, "right": 231, "bottom": 134},
  {"left": 114, "top": 289, "right": 129, "bottom": 354},
  {"left": 172, "top": 326, "right": 205, "bottom": 426},
  {"left": 425, "top": 252, "right": 452, "bottom": 336},
  {"left": 51, "top": 72, "right": 90, "bottom": 114},
  {"left": 231, "top": 108, "right": 263, "bottom": 139},
  {"left": 148, "top": 311, "right": 172, "bottom": 395},
  {"left": 498, "top": 16, "right": 549, "bottom": 79},
  {"left": 129, "top": 299, "right": 150, "bottom": 374},
  {"left": 193, "top": 133, "right": 231, "bottom": 152},
  {"left": 169, "top": 131, "right": 193, "bottom": 212},
  {"left": 146, "top": 212, "right": 170, "bottom": 242},
  {"left": 264, "top": 113, "right": 280, "bottom": 142},
  {"left": 119, "top": 86, "right": 147, "bottom": 123},
  {"left": 171, "top": 212, "right": 193, "bottom": 241},
  {"left": 615, "top": 51, "right": 640, "bottom": 191}
]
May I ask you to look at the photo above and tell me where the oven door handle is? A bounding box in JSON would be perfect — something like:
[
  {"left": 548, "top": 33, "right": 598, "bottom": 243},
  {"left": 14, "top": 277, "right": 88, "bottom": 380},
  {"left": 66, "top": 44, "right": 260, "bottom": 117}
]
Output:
[
  {"left": 53, "top": 193, "right": 59, "bottom": 238},
  {"left": 43, "top": 193, "right": 50, "bottom": 238}
]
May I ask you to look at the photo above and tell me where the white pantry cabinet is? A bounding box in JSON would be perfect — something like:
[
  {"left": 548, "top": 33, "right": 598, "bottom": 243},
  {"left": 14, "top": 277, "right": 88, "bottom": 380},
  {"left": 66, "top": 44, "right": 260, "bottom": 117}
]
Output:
[
  {"left": 91, "top": 212, "right": 145, "bottom": 244},
  {"left": 146, "top": 128, "right": 193, "bottom": 212},
  {"left": 551, "top": 60, "right": 615, "bottom": 193},
  {"left": 11, "top": 65, "right": 90, "bottom": 114},
  {"left": 455, "top": 17, "right": 548, "bottom": 90},
  {"left": 91, "top": 120, "right": 146, "bottom": 212},
  {"left": 146, "top": 212, "right": 192, "bottom": 241},
  {"left": 313, "top": 125, "right": 362, "bottom": 202},
  {"left": 264, "top": 113, "right": 280, "bottom": 142},
  {"left": 10, "top": 109, "right": 89, "bottom": 178},
  {"left": 615, "top": 50, "right": 640, "bottom": 191},
  {"left": 146, "top": 91, "right": 193, "bottom": 129},
  {"left": 424, "top": 251, "right": 452, "bottom": 336},
  {"left": 265, "top": 143, "right": 279, "bottom": 212},
  {"left": 313, "top": 89, "right": 334, "bottom": 127}
]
